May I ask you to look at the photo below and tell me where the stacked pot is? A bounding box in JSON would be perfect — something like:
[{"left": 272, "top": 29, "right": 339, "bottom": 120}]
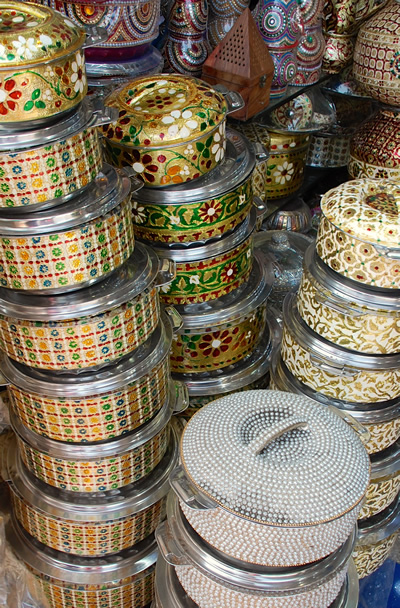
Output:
[
  {"left": 271, "top": 178, "right": 400, "bottom": 578},
  {"left": 155, "top": 389, "right": 369, "bottom": 607},
  {"left": 100, "top": 72, "right": 281, "bottom": 422},
  {"left": 0, "top": 5, "right": 186, "bottom": 608}
]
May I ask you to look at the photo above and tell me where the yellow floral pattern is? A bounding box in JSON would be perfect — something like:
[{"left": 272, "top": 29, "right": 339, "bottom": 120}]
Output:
[
  {"left": 353, "top": 533, "right": 398, "bottom": 579},
  {"left": 359, "top": 472, "right": 400, "bottom": 520}
]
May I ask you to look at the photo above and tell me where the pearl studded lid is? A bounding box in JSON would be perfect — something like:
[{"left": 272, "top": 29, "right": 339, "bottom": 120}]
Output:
[{"left": 180, "top": 390, "right": 370, "bottom": 526}]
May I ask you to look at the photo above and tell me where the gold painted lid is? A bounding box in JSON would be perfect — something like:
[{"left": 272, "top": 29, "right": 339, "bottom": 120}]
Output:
[
  {"left": 104, "top": 74, "right": 228, "bottom": 149},
  {"left": 321, "top": 179, "right": 400, "bottom": 247},
  {"left": 0, "top": 2, "right": 86, "bottom": 68}
]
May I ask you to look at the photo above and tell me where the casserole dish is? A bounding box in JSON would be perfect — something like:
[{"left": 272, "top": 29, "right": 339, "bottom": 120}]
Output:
[
  {"left": 0, "top": 164, "right": 137, "bottom": 293},
  {"left": 316, "top": 179, "right": 400, "bottom": 290},
  {"left": 102, "top": 74, "right": 244, "bottom": 187},
  {"left": 359, "top": 439, "right": 400, "bottom": 520},
  {"left": 170, "top": 389, "right": 369, "bottom": 567}
]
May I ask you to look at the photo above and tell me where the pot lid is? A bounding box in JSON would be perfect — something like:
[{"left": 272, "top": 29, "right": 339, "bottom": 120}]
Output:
[
  {"left": 370, "top": 438, "right": 400, "bottom": 479},
  {"left": 357, "top": 491, "right": 400, "bottom": 545},
  {"left": 1, "top": 314, "right": 172, "bottom": 397},
  {"left": 0, "top": 241, "right": 160, "bottom": 320},
  {"left": 133, "top": 129, "right": 257, "bottom": 204},
  {"left": 7, "top": 515, "right": 157, "bottom": 583},
  {"left": 175, "top": 314, "right": 281, "bottom": 397},
  {"left": 283, "top": 293, "right": 400, "bottom": 371},
  {"left": 103, "top": 74, "right": 227, "bottom": 149},
  {"left": 7, "top": 426, "right": 178, "bottom": 521},
  {"left": 179, "top": 389, "right": 370, "bottom": 527},
  {"left": 0, "top": 3, "right": 85, "bottom": 69},
  {"left": 174, "top": 250, "right": 272, "bottom": 329},
  {"left": 304, "top": 245, "right": 400, "bottom": 313},
  {"left": 320, "top": 179, "right": 400, "bottom": 248}
]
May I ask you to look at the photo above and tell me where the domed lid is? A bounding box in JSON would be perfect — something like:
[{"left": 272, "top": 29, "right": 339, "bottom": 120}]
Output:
[
  {"left": 180, "top": 389, "right": 370, "bottom": 526},
  {"left": 350, "top": 108, "right": 400, "bottom": 163},
  {"left": 0, "top": 2, "right": 85, "bottom": 68},
  {"left": 104, "top": 74, "right": 228, "bottom": 149},
  {"left": 320, "top": 179, "right": 400, "bottom": 248}
]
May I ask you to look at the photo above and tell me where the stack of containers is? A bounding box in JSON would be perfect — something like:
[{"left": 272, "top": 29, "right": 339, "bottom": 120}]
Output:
[
  {"left": 271, "top": 178, "right": 400, "bottom": 578},
  {"left": 0, "top": 4, "right": 186, "bottom": 607},
  {"left": 101, "top": 73, "right": 280, "bottom": 422},
  {"left": 155, "top": 389, "right": 369, "bottom": 607}
]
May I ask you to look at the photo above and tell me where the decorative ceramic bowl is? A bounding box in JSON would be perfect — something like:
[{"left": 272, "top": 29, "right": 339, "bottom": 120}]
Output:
[
  {"left": 282, "top": 294, "right": 400, "bottom": 403},
  {"left": 359, "top": 440, "right": 400, "bottom": 520},
  {"left": 0, "top": 164, "right": 136, "bottom": 293},
  {"left": 8, "top": 516, "right": 157, "bottom": 608},
  {"left": 316, "top": 179, "right": 400, "bottom": 290},
  {"left": 0, "top": 242, "right": 170, "bottom": 371},
  {"left": 102, "top": 74, "right": 244, "bottom": 187},
  {"left": 0, "top": 2, "right": 106, "bottom": 126}
]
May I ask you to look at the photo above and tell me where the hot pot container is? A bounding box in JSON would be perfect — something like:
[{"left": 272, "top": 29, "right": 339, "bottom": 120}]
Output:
[
  {"left": 282, "top": 294, "right": 400, "bottom": 403},
  {"left": 0, "top": 313, "right": 176, "bottom": 442},
  {"left": 353, "top": 491, "right": 400, "bottom": 578},
  {"left": 7, "top": 422, "right": 179, "bottom": 557},
  {"left": 0, "top": 240, "right": 171, "bottom": 371},
  {"left": 0, "top": 163, "right": 137, "bottom": 293},
  {"left": 316, "top": 179, "right": 400, "bottom": 290},
  {"left": 102, "top": 74, "right": 244, "bottom": 187},
  {"left": 359, "top": 439, "right": 400, "bottom": 520},
  {"left": 170, "top": 389, "right": 370, "bottom": 567},
  {"left": 0, "top": 2, "right": 107, "bottom": 126},
  {"left": 169, "top": 250, "right": 273, "bottom": 374},
  {"left": 155, "top": 493, "right": 357, "bottom": 608},
  {"left": 0, "top": 98, "right": 115, "bottom": 211},
  {"left": 174, "top": 312, "right": 281, "bottom": 421},
  {"left": 297, "top": 245, "right": 400, "bottom": 355},
  {"left": 271, "top": 354, "right": 400, "bottom": 456},
  {"left": 130, "top": 129, "right": 267, "bottom": 245},
  {"left": 153, "top": 207, "right": 257, "bottom": 306},
  {"left": 7, "top": 515, "right": 157, "bottom": 608}
]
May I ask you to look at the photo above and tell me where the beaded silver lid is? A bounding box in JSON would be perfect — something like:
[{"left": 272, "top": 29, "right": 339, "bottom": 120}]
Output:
[{"left": 180, "top": 390, "right": 370, "bottom": 526}]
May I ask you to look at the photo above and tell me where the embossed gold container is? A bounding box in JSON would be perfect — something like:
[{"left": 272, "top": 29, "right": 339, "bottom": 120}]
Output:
[
  {"left": 0, "top": 2, "right": 106, "bottom": 126},
  {"left": 354, "top": 492, "right": 400, "bottom": 578},
  {"left": 1, "top": 318, "right": 176, "bottom": 442},
  {"left": 298, "top": 245, "right": 400, "bottom": 355},
  {"left": 0, "top": 165, "right": 136, "bottom": 293},
  {"left": 7, "top": 425, "right": 178, "bottom": 557},
  {"left": 316, "top": 179, "right": 400, "bottom": 290},
  {"left": 360, "top": 440, "right": 400, "bottom": 520},
  {"left": 8, "top": 516, "right": 157, "bottom": 608},
  {"left": 282, "top": 294, "right": 400, "bottom": 403},
  {"left": 102, "top": 74, "right": 244, "bottom": 187}
]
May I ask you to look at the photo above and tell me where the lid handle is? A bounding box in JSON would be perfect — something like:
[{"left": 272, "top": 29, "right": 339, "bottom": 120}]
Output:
[
  {"left": 214, "top": 85, "right": 245, "bottom": 114},
  {"left": 83, "top": 26, "right": 109, "bottom": 49},
  {"left": 252, "top": 142, "right": 270, "bottom": 163},
  {"left": 372, "top": 244, "right": 400, "bottom": 260},
  {"left": 309, "top": 353, "right": 358, "bottom": 377},
  {"left": 155, "top": 520, "right": 190, "bottom": 566},
  {"left": 164, "top": 306, "right": 183, "bottom": 333},
  {"left": 155, "top": 259, "right": 176, "bottom": 288},
  {"left": 169, "top": 465, "right": 217, "bottom": 511},
  {"left": 171, "top": 381, "right": 189, "bottom": 414},
  {"left": 315, "top": 291, "right": 367, "bottom": 317},
  {"left": 328, "top": 405, "right": 371, "bottom": 445},
  {"left": 248, "top": 416, "right": 309, "bottom": 456}
]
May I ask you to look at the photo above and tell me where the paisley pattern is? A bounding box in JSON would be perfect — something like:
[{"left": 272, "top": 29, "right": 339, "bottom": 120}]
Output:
[
  {"left": 281, "top": 326, "right": 400, "bottom": 403},
  {"left": 359, "top": 472, "right": 400, "bottom": 520},
  {"left": 353, "top": 533, "right": 398, "bottom": 579}
]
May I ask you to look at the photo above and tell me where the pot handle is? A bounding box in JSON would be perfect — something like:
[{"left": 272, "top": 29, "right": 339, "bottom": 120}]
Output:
[
  {"left": 118, "top": 167, "right": 144, "bottom": 194},
  {"left": 309, "top": 353, "right": 358, "bottom": 378},
  {"left": 169, "top": 465, "right": 217, "bottom": 511},
  {"left": 253, "top": 197, "right": 268, "bottom": 227},
  {"left": 213, "top": 85, "right": 245, "bottom": 114},
  {"left": 155, "top": 520, "right": 190, "bottom": 566},
  {"left": 253, "top": 142, "right": 270, "bottom": 164},
  {"left": 314, "top": 291, "right": 367, "bottom": 317},
  {"left": 83, "top": 26, "right": 109, "bottom": 49},
  {"left": 248, "top": 417, "right": 309, "bottom": 456},
  {"left": 155, "top": 259, "right": 176, "bottom": 288},
  {"left": 372, "top": 244, "right": 400, "bottom": 260},
  {"left": 87, "top": 99, "right": 119, "bottom": 128},
  {"left": 171, "top": 381, "right": 189, "bottom": 415},
  {"left": 328, "top": 405, "right": 370, "bottom": 444},
  {"left": 164, "top": 306, "right": 183, "bottom": 333}
]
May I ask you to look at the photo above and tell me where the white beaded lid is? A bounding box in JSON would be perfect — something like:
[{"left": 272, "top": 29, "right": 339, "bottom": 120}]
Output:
[{"left": 180, "top": 390, "right": 370, "bottom": 526}]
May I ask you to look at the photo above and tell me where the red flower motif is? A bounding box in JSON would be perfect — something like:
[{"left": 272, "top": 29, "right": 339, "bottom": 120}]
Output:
[
  {"left": 198, "top": 200, "right": 222, "bottom": 223},
  {"left": 198, "top": 330, "right": 233, "bottom": 357},
  {"left": 221, "top": 262, "right": 237, "bottom": 283},
  {"left": 0, "top": 80, "right": 22, "bottom": 115}
]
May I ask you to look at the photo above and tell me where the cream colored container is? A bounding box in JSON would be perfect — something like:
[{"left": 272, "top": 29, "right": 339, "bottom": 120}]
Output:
[{"left": 359, "top": 439, "right": 400, "bottom": 520}]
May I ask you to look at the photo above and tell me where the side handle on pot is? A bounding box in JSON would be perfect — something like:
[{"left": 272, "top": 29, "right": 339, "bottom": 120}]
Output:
[
  {"left": 252, "top": 142, "right": 270, "bottom": 163},
  {"left": 372, "top": 244, "right": 400, "bottom": 260},
  {"left": 249, "top": 417, "right": 309, "bottom": 456},
  {"left": 155, "top": 520, "right": 190, "bottom": 566},
  {"left": 88, "top": 100, "right": 119, "bottom": 128},
  {"left": 120, "top": 167, "right": 144, "bottom": 194},
  {"left": 170, "top": 381, "right": 189, "bottom": 415},
  {"left": 164, "top": 306, "right": 183, "bottom": 333},
  {"left": 328, "top": 405, "right": 371, "bottom": 445},
  {"left": 155, "top": 259, "right": 176, "bottom": 288},
  {"left": 214, "top": 85, "right": 245, "bottom": 114},
  {"left": 315, "top": 291, "right": 367, "bottom": 317},
  {"left": 309, "top": 353, "right": 358, "bottom": 378},
  {"left": 253, "top": 197, "right": 268, "bottom": 228},
  {"left": 83, "top": 26, "right": 109, "bottom": 49},
  {"left": 170, "top": 466, "right": 217, "bottom": 511}
]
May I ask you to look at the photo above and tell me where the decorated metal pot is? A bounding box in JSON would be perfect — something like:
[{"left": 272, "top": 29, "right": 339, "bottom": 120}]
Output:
[
  {"left": 0, "top": 164, "right": 137, "bottom": 293},
  {"left": 316, "top": 179, "right": 400, "bottom": 290},
  {"left": 153, "top": 207, "right": 257, "bottom": 305},
  {"left": 131, "top": 129, "right": 266, "bottom": 244},
  {"left": 170, "top": 389, "right": 369, "bottom": 568},
  {"left": 0, "top": 98, "right": 115, "bottom": 210},
  {"left": 307, "top": 130, "right": 351, "bottom": 167},
  {"left": 102, "top": 74, "right": 244, "bottom": 187},
  {"left": 156, "top": 495, "right": 356, "bottom": 608},
  {"left": 7, "top": 424, "right": 178, "bottom": 557},
  {"left": 353, "top": 492, "right": 400, "bottom": 578},
  {"left": 359, "top": 439, "right": 400, "bottom": 520},
  {"left": 322, "top": 33, "right": 355, "bottom": 74},
  {"left": 348, "top": 108, "right": 400, "bottom": 181},
  {"left": 266, "top": 129, "right": 310, "bottom": 199},
  {"left": 0, "top": 242, "right": 171, "bottom": 371},
  {"left": 298, "top": 245, "right": 400, "bottom": 355},
  {"left": 0, "top": 2, "right": 107, "bottom": 125},
  {"left": 8, "top": 516, "right": 157, "bottom": 608},
  {"left": 294, "top": 21, "right": 325, "bottom": 86},
  {"left": 271, "top": 354, "right": 400, "bottom": 456},
  {"left": 253, "top": 0, "right": 303, "bottom": 50},
  {"left": 169, "top": 250, "right": 272, "bottom": 374},
  {"left": 282, "top": 294, "right": 400, "bottom": 403}
]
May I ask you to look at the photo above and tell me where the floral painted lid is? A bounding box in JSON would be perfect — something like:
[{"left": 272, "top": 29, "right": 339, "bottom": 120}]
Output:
[
  {"left": 103, "top": 74, "right": 228, "bottom": 149},
  {"left": 0, "top": 2, "right": 85, "bottom": 67},
  {"left": 320, "top": 179, "right": 400, "bottom": 247}
]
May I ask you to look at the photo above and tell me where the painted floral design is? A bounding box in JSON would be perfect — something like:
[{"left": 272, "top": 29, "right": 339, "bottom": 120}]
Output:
[
  {"left": 211, "top": 124, "right": 225, "bottom": 162},
  {"left": 198, "top": 330, "right": 233, "bottom": 357},
  {"left": 131, "top": 201, "right": 146, "bottom": 224},
  {"left": 12, "top": 35, "right": 36, "bottom": 59},
  {"left": 71, "top": 52, "right": 86, "bottom": 94},
  {"left": 273, "top": 161, "right": 295, "bottom": 184},
  {"left": 221, "top": 262, "right": 237, "bottom": 282},
  {"left": 0, "top": 79, "right": 21, "bottom": 115},
  {"left": 198, "top": 200, "right": 222, "bottom": 222}
]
